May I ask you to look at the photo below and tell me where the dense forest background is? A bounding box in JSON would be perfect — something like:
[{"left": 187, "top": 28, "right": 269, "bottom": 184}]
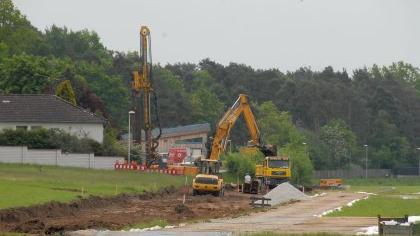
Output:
[{"left": 1, "top": 0, "right": 420, "bottom": 171}]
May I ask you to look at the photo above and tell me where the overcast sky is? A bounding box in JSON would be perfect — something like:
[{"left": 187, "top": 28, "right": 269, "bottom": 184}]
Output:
[{"left": 13, "top": 0, "right": 420, "bottom": 72}]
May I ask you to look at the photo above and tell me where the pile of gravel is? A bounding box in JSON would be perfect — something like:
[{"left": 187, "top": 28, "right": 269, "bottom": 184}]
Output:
[{"left": 260, "top": 182, "right": 309, "bottom": 206}]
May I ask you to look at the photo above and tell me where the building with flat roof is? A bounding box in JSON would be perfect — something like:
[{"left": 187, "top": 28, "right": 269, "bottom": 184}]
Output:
[{"left": 122, "top": 123, "right": 211, "bottom": 157}]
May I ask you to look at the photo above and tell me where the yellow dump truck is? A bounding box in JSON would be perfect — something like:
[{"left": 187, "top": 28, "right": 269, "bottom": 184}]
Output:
[{"left": 256, "top": 156, "right": 291, "bottom": 188}]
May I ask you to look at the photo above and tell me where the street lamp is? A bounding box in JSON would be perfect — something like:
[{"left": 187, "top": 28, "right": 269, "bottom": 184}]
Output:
[
  {"left": 227, "top": 139, "right": 232, "bottom": 153},
  {"left": 128, "top": 111, "right": 135, "bottom": 164},
  {"left": 364, "top": 144, "right": 368, "bottom": 179},
  {"left": 416, "top": 148, "right": 420, "bottom": 176},
  {"left": 302, "top": 142, "right": 308, "bottom": 157}
]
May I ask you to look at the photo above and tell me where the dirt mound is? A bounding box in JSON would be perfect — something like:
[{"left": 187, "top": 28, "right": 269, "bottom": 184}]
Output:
[
  {"left": 174, "top": 204, "right": 193, "bottom": 215},
  {"left": 0, "top": 186, "right": 177, "bottom": 234},
  {"left": 13, "top": 219, "right": 45, "bottom": 233},
  {"left": 0, "top": 186, "right": 250, "bottom": 234}
]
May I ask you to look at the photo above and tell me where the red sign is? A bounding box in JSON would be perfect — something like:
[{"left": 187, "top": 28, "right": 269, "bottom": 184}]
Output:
[{"left": 168, "top": 148, "right": 188, "bottom": 164}]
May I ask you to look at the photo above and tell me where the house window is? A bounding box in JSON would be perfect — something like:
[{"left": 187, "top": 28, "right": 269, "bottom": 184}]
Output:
[{"left": 16, "top": 126, "right": 28, "bottom": 131}]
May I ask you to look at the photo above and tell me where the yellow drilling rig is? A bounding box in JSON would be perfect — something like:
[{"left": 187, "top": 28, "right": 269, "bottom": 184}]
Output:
[{"left": 131, "top": 26, "right": 161, "bottom": 167}]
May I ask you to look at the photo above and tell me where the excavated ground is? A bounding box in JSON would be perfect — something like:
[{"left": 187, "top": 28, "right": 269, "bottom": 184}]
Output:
[{"left": 0, "top": 187, "right": 252, "bottom": 235}]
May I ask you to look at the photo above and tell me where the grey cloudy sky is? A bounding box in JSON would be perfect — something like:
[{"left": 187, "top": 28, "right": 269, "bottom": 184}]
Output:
[{"left": 13, "top": 0, "right": 420, "bottom": 71}]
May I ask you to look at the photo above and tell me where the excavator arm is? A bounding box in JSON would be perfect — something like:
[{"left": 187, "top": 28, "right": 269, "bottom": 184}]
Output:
[{"left": 208, "top": 94, "right": 275, "bottom": 161}]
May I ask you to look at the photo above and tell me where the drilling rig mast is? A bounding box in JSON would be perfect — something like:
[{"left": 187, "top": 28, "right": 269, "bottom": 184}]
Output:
[{"left": 131, "top": 26, "right": 161, "bottom": 166}]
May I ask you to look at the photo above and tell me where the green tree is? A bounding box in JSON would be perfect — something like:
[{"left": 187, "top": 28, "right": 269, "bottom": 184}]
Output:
[
  {"left": 55, "top": 80, "right": 77, "bottom": 105},
  {"left": 224, "top": 151, "right": 264, "bottom": 178},
  {"left": 0, "top": 0, "right": 47, "bottom": 55},
  {"left": 319, "top": 119, "right": 357, "bottom": 169},
  {"left": 257, "top": 101, "right": 302, "bottom": 147},
  {"left": 190, "top": 88, "right": 224, "bottom": 128},
  {"left": 282, "top": 142, "right": 313, "bottom": 185},
  {"left": 256, "top": 101, "right": 313, "bottom": 184},
  {"left": 0, "top": 54, "right": 53, "bottom": 93},
  {"left": 369, "top": 110, "right": 410, "bottom": 168}
]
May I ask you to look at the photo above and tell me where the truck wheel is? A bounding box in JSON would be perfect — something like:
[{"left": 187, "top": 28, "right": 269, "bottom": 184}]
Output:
[{"left": 192, "top": 189, "right": 197, "bottom": 196}]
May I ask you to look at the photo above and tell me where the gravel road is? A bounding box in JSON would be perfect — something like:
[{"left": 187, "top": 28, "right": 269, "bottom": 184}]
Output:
[{"left": 171, "top": 191, "right": 377, "bottom": 234}]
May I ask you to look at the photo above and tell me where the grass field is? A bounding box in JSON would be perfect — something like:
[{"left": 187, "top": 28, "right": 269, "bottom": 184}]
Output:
[
  {"left": 0, "top": 163, "right": 185, "bottom": 209},
  {"left": 328, "top": 177, "right": 420, "bottom": 217}
]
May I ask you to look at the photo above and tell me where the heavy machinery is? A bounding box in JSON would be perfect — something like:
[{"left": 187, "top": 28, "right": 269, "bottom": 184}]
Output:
[
  {"left": 256, "top": 156, "right": 291, "bottom": 188},
  {"left": 192, "top": 94, "right": 291, "bottom": 196},
  {"left": 131, "top": 26, "right": 162, "bottom": 167}
]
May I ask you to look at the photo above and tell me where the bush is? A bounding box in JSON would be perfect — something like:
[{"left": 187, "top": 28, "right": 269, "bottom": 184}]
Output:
[
  {"left": 98, "top": 128, "right": 126, "bottom": 156},
  {"left": 282, "top": 142, "right": 314, "bottom": 186},
  {"left": 224, "top": 151, "right": 264, "bottom": 178},
  {"left": 0, "top": 128, "right": 125, "bottom": 156}
]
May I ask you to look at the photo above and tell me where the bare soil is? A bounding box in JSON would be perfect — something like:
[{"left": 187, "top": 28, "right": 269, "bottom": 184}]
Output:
[{"left": 0, "top": 186, "right": 251, "bottom": 235}]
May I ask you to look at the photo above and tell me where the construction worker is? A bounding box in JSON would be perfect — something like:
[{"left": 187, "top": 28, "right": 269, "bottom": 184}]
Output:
[{"left": 244, "top": 173, "right": 251, "bottom": 184}]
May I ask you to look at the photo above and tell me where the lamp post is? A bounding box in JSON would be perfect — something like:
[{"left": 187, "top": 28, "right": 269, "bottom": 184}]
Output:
[
  {"left": 302, "top": 142, "right": 307, "bottom": 157},
  {"left": 364, "top": 144, "right": 368, "bottom": 179},
  {"left": 227, "top": 139, "right": 232, "bottom": 153},
  {"left": 416, "top": 148, "right": 420, "bottom": 176},
  {"left": 128, "top": 111, "right": 135, "bottom": 164}
]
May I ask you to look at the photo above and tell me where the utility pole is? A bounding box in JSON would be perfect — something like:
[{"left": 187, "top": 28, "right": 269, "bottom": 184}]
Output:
[{"left": 364, "top": 144, "right": 368, "bottom": 179}]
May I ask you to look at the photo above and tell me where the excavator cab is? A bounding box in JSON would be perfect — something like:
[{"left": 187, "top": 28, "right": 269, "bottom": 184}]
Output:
[{"left": 195, "top": 158, "right": 221, "bottom": 175}]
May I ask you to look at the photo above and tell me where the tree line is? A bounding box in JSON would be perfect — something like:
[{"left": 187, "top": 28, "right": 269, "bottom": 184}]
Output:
[{"left": 1, "top": 0, "right": 420, "bottom": 172}]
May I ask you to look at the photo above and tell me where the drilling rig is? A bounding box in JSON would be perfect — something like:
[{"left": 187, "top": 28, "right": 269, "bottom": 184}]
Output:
[{"left": 131, "top": 26, "right": 161, "bottom": 167}]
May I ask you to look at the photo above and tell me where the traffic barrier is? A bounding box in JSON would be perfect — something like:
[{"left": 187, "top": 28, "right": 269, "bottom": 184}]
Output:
[{"left": 114, "top": 161, "right": 194, "bottom": 176}]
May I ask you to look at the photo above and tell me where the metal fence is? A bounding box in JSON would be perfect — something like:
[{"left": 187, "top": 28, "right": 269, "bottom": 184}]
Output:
[
  {"left": 393, "top": 167, "right": 420, "bottom": 176},
  {"left": 0, "top": 146, "right": 124, "bottom": 169},
  {"left": 314, "top": 168, "right": 392, "bottom": 179}
]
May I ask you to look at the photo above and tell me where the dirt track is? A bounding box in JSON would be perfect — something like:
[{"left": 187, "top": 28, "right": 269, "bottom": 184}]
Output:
[
  {"left": 0, "top": 186, "right": 252, "bottom": 235},
  {"left": 172, "top": 191, "right": 377, "bottom": 235},
  {"left": 0, "top": 188, "right": 377, "bottom": 235}
]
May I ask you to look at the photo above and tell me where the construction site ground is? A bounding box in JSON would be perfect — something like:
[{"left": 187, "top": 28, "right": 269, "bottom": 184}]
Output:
[
  {"left": 171, "top": 191, "right": 376, "bottom": 235},
  {"left": 0, "top": 186, "right": 376, "bottom": 235}
]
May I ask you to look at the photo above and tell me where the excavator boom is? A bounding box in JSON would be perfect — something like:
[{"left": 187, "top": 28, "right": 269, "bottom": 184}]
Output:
[{"left": 208, "top": 94, "right": 275, "bottom": 161}]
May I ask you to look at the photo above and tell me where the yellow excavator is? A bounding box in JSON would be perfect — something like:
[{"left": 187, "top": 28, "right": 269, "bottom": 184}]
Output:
[{"left": 192, "top": 94, "right": 291, "bottom": 196}]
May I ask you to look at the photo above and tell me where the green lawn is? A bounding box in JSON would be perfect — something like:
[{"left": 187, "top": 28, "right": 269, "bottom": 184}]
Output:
[
  {"left": 0, "top": 163, "right": 185, "bottom": 209},
  {"left": 329, "top": 195, "right": 420, "bottom": 217},
  {"left": 327, "top": 177, "right": 420, "bottom": 217}
]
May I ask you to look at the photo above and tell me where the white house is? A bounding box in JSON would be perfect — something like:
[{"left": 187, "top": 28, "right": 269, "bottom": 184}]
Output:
[{"left": 0, "top": 94, "right": 105, "bottom": 143}]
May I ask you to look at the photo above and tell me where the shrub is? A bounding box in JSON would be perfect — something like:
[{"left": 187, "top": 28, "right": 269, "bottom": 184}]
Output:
[
  {"left": 282, "top": 142, "right": 314, "bottom": 186},
  {"left": 224, "top": 151, "right": 264, "bottom": 178},
  {"left": 0, "top": 128, "right": 125, "bottom": 156}
]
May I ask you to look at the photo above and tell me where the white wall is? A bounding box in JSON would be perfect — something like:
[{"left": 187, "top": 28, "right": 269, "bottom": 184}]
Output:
[
  {"left": 0, "top": 146, "right": 123, "bottom": 169},
  {"left": 0, "top": 122, "right": 104, "bottom": 143}
]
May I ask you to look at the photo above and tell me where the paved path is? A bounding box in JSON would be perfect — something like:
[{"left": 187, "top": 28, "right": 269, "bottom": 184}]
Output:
[
  {"left": 70, "top": 192, "right": 377, "bottom": 235},
  {"left": 171, "top": 191, "right": 376, "bottom": 234}
]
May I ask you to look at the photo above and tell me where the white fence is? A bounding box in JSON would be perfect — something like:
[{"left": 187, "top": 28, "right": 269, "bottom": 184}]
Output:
[{"left": 0, "top": 146, "right": 124, "bottom": 169}]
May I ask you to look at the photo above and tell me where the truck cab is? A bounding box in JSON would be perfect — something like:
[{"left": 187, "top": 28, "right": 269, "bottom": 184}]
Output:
[{"left": 256, "top": 156, "right": 291, "bottom": 188}]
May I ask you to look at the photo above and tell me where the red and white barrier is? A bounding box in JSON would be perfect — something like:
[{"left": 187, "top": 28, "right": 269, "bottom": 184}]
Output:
[{"left": 114, "top": 161, "right": 182, "bottom": 176}]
